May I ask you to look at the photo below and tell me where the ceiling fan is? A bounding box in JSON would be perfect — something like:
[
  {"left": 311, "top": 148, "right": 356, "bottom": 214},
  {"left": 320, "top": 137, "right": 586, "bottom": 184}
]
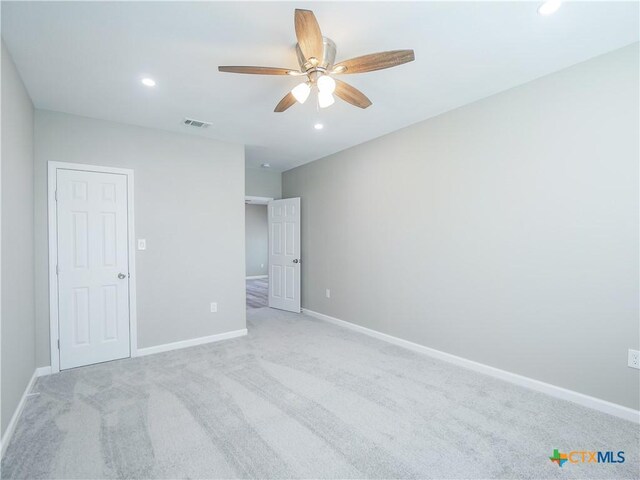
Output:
[{"left": 218, "top": 9, "right": 415, "bottom": 112}]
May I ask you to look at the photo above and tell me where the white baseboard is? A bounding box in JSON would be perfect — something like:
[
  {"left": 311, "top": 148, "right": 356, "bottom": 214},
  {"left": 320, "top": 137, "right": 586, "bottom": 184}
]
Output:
[
  {"left": 1, "top": 366, "right": 53, "bottom": 457},
  {"left": 36, "top": 366, "right": 52, "bottom": 377},
  {"left": 246, "top": 275, "right": 268, "bottom": 280},
  {"left": 135, "top": 329, "right": 248, "bottom": 357},
  {"left": 302, "top": 308, "right": 640, "bottom": 424}
]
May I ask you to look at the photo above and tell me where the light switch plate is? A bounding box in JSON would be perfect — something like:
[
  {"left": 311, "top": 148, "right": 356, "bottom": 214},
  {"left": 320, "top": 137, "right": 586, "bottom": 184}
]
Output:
[
  {"left": 629, "top": 349, "right": 640, "bottom": 369},
  {"left": 137, "top": 239, "right": 146, "bottom": 250},
  {"left": 326, "top": 289, "right": 331, "bottom": 298},
  {"left": 210, "top": 302, "right": 218, "bottom": 313}
]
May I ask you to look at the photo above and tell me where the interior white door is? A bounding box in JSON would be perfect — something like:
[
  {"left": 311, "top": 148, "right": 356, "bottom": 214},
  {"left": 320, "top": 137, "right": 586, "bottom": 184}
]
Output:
[
  {"left": 56, "top": 169, "right": 131, "bottom": 370},
  {"left": 268, "top": 198, "right": 301, "bottom": 313}
]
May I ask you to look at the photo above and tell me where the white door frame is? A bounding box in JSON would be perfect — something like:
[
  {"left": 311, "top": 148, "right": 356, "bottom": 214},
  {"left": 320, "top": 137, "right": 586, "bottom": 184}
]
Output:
[
  {"left": 47, "top": 161, "right": 138, "bottom": 373},
  {"left": 245, "top": 195, "right": 273, "bottom": 281},
  {"left": 245, "top": 195, "right": 274, "bottom": 205}
]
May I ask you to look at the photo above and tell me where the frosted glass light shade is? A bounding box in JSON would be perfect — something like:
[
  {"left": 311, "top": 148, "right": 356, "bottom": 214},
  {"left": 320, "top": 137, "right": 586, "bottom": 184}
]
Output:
[
  {"left": 291, "top": 82, "right": 311, "bottom": 103},
  {"left": 318, "top": 91, "right": 335, "bottom": 108},
  {"left": 317, "top": 75, "right": 336, "bottom": 94}
]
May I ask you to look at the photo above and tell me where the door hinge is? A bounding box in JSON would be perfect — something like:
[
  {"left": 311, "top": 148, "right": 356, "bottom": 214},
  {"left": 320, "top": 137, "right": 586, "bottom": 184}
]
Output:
[
  {"left": 54, "top": 190, "right": 58, "bottom": 201},
  {"left": 56, "top": 265, "right": 60, "bottom": 275},
  {"left": 57, "top": 339, "right": 60, "bottom": 350}
]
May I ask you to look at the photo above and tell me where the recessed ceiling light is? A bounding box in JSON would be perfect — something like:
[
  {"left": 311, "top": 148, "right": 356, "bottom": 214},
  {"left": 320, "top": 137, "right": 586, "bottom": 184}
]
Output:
[
  {"left": 261, "top": 163, "right": 271, "bottom": 168},
  {"left": 141, "top": 78, "right": 156, "bottom": 87},
  {"left": 314, "top": 123, "right": 324, "bottom": 130},
  {"left": 538, "top": 1, "right": 562, "bottom": 16}
]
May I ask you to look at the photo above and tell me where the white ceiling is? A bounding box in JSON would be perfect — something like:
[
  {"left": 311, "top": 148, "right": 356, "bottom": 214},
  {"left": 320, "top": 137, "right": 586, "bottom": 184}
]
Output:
[{"left": 2, "top": 1, "right": 638, "bottom": 171}]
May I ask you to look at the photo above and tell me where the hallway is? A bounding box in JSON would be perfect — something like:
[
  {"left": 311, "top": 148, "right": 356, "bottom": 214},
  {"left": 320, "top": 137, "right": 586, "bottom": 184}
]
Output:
[{"left": 246, "top": 277, "right": 268, "bottom": 309}]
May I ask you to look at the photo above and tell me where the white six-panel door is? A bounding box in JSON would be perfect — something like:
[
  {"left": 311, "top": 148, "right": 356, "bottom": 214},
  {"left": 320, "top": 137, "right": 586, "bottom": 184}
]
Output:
[
  {"left": 268, "top": 198, "right": 301, "bottom": 313},
  {"left": 57, "top": 169, "right": 131, "bottom": 369}
]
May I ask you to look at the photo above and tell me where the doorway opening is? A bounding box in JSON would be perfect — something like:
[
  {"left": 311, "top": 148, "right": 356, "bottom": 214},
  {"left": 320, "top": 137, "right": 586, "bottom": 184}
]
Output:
[{"left": 245, "top": 196, "right": 272, "bottom": 309}]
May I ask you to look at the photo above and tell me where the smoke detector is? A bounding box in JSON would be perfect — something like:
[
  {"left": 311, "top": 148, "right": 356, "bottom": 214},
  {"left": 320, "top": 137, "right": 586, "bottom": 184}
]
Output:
[{"left": 183, "top": 118, "right": 212, "bottom": 128}]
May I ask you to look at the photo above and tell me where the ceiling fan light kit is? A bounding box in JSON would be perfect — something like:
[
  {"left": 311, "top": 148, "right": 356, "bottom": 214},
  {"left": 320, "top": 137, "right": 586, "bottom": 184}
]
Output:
[
  {"left": 318, "top": 90, "right": 335, "bottom": 108},
  {"left": 291, "top": 82, "right": 311, "bottom": 104},
  {"left": 218, "top": 9, "right": 415, "bottom": 113},
  {"left": 317, "top": 75, "right": 336, "bottom": 94}
]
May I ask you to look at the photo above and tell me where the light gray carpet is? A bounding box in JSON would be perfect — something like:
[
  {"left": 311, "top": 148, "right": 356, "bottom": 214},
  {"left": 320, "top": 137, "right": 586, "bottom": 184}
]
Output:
[
  {"left": 246, "top": 278, "right": 268, "bottom": 309},
  {"left": 2, "top": 308, "right": 638, "bottom": 479}
]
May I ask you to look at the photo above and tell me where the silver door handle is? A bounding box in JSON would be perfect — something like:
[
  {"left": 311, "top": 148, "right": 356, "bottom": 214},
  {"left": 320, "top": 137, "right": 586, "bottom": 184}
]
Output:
[
  {"left": 118, "top": 273, "right": 127, "bottom": 279},
  {"left": 292, "top": 259, "right": 300, "bottom": 264}
]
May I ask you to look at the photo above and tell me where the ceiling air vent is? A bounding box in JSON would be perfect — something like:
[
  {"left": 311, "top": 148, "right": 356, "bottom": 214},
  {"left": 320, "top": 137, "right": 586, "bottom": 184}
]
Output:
[{"left": 183, "top": 118, "right": 212, "bottom": 129}]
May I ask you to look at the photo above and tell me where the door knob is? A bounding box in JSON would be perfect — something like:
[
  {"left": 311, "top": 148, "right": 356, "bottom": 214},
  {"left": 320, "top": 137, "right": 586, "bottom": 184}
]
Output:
[
  {"left": 118, "top": 273, "right": 127, "bottom": 279},
  {"left": 292, "top": 259, "right": 299, "bottom": 264}
]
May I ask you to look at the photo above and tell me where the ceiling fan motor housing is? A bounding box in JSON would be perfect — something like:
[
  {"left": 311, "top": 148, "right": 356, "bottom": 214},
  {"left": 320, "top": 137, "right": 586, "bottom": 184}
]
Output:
[{"left": 296, "top": 37, "right": 337, "bottom": 73}]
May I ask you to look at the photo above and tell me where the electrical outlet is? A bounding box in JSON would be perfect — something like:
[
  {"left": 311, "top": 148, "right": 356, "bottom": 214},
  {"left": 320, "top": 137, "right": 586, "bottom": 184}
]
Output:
[
  {"left": 210, "top": 302, "right": 218, "bottom": 313},
  {"left": 326, "top": 289, "right": 331, "bottom": 299},
  {"left": 137, "top": 239, "right": 146, "bottom": 250},
  {"left": 629, "top": 349, "right": 640, "bottom": 369}
]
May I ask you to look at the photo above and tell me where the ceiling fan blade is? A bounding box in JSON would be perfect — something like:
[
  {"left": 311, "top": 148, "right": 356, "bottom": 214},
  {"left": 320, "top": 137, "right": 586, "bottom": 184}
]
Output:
[
  {"left": 334, "top": 79, "right": 372, "bottom": 109},
  {"left": 218, "top": 66, "right": 301, "bottom": 75},
  {"left": 332, "top": 50, "right": 415, "bottom": 74},
  {"left": 294, "top": 9, "right": 324, "bottom": 65},
  {"left": 274, "top": 92, "right": 297, "bottom": 112}
]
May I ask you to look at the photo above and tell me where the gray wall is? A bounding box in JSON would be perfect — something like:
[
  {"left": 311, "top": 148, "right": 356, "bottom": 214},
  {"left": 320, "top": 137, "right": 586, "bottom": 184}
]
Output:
[
  {"left": 35, "top": 110, "right": 246, "bottom": 365},
  {"left": 283, "top": 44, "right": 640, "bottom": 410},
  {"left": 246, "top": 167, "right": 281, "bottom": 199},
  {"left": 245, "top": 204, "right": 268, "bottom": 277},
  {"left": 1, "top": 42, "right": 36, "bottom": 435}
]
